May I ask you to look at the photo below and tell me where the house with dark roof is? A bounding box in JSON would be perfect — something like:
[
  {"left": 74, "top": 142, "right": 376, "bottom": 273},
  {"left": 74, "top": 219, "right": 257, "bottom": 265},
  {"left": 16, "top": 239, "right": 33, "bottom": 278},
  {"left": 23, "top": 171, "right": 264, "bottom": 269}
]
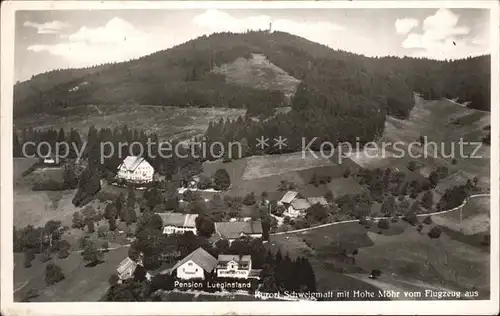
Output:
[
  {"left": 116, "top": 156, "right": 154, "bottom": 183},
  {"left": 171, "top": 247, "right": 217, "bottom": 280},
  {"left": 216, "top": 254, "right": 261, "bottom": 279},
  {"left": 278, "top": 188, "right": 330, "bottom": 218},
  {"left": 156, "top": 212, "right": 198, "bottom": 235},
  {"left": 213, "top": 220, "right": 263, "bottom": 244}
]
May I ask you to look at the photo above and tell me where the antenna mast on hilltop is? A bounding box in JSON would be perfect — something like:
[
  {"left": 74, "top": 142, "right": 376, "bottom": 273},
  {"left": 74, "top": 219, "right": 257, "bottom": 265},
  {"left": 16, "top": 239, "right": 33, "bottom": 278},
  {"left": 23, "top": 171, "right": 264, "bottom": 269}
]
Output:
[{"left": 268, "top": 21, "right": 272, "bottom": 33}]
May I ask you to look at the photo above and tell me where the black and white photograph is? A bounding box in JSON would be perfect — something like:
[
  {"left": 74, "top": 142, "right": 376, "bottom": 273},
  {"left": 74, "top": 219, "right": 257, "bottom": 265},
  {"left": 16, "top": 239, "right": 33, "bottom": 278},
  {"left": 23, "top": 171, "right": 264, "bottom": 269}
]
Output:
[{"left": 1, "top": 1, "right": 498, "bottom": 315}]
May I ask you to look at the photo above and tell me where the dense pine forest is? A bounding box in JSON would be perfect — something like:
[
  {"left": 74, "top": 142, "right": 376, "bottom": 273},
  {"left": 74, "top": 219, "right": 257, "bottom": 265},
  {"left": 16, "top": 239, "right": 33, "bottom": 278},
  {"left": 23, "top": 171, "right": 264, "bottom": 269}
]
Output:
[{"left": 14, "top": 31, "right": 490, "bottom": 155}]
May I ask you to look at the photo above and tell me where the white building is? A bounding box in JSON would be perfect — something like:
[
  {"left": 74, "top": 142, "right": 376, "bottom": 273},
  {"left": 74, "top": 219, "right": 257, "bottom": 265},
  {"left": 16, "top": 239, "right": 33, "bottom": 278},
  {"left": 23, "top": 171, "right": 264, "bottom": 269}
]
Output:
[
  {"left": 156, "top": 213, "right": 198, "bottom": 235},
  {"left": 116, "top": 156, "right": 154, "bottom": 183},
  {"left": 172, "top": 247, "right": 217, "bottom": 280},
  {"left": 116, "top": 256, "right": 152, "bottom": 283},
  {"left": 216, "top": 254, "right": 252, "bottom": 279}
]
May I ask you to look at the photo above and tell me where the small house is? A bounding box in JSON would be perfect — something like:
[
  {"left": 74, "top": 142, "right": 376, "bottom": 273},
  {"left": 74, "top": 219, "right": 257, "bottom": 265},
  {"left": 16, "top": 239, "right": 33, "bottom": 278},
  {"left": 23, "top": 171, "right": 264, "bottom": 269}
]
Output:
[{"left": 116, "top": 257, "right": 138, "bottom": 282}]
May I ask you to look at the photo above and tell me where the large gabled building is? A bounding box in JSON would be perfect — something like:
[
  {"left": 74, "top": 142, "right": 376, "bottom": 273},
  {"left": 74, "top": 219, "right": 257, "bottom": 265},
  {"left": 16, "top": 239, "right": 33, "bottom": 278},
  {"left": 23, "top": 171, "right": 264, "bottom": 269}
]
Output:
[
  {"left": 116, "top": 156, "right": 154, "bottom": 183},
  {"left": 213, "top": 220, "right": 263, "bottom": 244},
  {"left": 171, "top": 247, "right": 218, "bottom": 280},
  {"left": 156, "top": 213, "right": 198, "bottom": 235}
]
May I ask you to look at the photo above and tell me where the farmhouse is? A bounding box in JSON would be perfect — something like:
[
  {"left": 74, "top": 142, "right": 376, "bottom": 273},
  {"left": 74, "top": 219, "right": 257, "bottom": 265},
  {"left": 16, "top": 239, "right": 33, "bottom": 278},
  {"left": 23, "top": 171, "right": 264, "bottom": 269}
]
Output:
[
  {"left": 213, "top": 220, "right": 263, "bottom": 244},
  {"left": 116, "top": 257, "right": 138, "bottom": 282},
  {"left": 116, "top": 156, "right": 154, "bottom": 183},
  {"left": 277, "top": 189, "right": 330, "bottom": 218},
  {"left": 156, "top": 213, "right": 198, "bottom": 235},
  {"left": 216, "top": 254, "right": 261, "bottom": 279},
  {"left": 172, "top": 247, "right": 218, "bottom": 280}
]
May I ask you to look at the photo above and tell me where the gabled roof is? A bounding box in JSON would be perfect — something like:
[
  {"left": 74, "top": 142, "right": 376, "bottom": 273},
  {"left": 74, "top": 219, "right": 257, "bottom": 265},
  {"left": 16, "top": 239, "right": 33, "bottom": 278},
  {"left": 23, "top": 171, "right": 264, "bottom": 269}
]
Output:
[
  {"left": 118, "top": 156, "right": 151, "bottom": 172},
  {"left": 218, "top": 254, "right": 251, "bottom": 264},
  {"left": 171, "top": 247, "right": 217, "bottom": 273},
  {"left": 117, "top": 257, "right": 137, "bottom": 275},
  {"left": 291, "top": 198, "right": 311, "bottom": 210},
  {"left": 306, "top": 196, "right": 328, "bottom": 206},
  {"left": 156, "top": 213, "right": 198, "bottom": 228},
  {"left": 214, "top": 221, "right": 263, "bottom": 239},
  {"left": 280, "top": 191, "right": 299, "bottom": 204}
]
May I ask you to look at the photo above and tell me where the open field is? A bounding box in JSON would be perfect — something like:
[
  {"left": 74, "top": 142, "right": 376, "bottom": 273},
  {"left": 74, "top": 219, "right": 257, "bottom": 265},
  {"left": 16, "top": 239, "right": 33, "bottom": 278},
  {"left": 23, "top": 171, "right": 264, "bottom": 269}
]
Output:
[
  {"left": 14, "top": 247, "right": 130, "bottom": 302},
  {"left": 213, "top": 53, "right": 301, "bottom": 100},
  {"left": 378, "top": 96, "right": 490, "bottom": 183},
  {"left": 433, "top": 195, "right": 490, "bottom": 236},
  {"left": 268, "top": 193, "right": 490, "bottom": 299},
  {"left": 14, "top": 105, "right": 246, "bottom": 141},
  {"left": 242, "top": 151, "right": 337, "bottom": 180}
]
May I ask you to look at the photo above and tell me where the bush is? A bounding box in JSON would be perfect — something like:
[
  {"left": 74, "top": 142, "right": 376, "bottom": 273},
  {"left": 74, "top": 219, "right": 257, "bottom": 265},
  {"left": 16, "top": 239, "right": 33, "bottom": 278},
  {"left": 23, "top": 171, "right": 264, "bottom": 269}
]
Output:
[
  {"left": 428, "top": 226, "right": 442, "bottom": 239},
  {"left": 370, "top": 269, "right": 381, "bottom": 279},
  {"left": 408, "top": 161, "right": 416, "bottom": 171},
  {"left": 343, "top": 168, "right": 351, "bottom": 178},
  {"left": 102, "top": 241, "right": 110, "bottom": 252},
  {"left": 423, "top": 216, "right": 432, "bottom": 225},
  {"left": 242, "top": 192, "right": 256, "bottom": 206},
  {"left": 24, "top": 250, "right": 35, "bottom": 268},
  {"left": 416, "top": 224, "right": 423, "bottom": 233},
  {"left": 403, "top": 212, "right": 418, "bottom": 226},
  {"left": 377, "top": 219, "right": 390, "bottom": 230},
  {"left": 39, "top": 250, "right": 52, "bottom": 263},
  {"left": 58, "top": 247, "right": 70, "bottom": 259},
  {"left": 45, "top": 263, "right": 65, "bottom": 285},
  {"left": 21, "top": 289, "right": 39, "bottom": 302}
]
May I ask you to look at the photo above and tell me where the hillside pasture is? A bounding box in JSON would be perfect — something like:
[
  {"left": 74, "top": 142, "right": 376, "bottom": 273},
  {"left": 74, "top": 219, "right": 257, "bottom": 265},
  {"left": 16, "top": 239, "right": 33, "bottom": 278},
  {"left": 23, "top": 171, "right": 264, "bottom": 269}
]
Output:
[
  {"left": 432, "top": 195, "right": 490, "bottom": 236},
  {"left": 241, "top": 151, "right": 336, "bottom": 180},
  {"left": 14, "top": 105, "right": 246, "bottom": 142},
  {"left": 326, "top": 177, "right": 366, "bottom": 198},
  {"left": 15, "top": 247, "right": 130, "bottom": 302},
  {"left": 213, "top": 53, "right": 301, "bottom": 100}
]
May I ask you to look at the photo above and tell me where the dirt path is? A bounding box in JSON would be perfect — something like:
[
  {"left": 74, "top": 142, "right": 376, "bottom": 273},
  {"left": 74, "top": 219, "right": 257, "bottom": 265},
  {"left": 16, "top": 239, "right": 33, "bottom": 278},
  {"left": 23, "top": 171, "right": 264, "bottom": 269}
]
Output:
[{"left": 272, "top": 194, "right": 490, "bottom": 236}]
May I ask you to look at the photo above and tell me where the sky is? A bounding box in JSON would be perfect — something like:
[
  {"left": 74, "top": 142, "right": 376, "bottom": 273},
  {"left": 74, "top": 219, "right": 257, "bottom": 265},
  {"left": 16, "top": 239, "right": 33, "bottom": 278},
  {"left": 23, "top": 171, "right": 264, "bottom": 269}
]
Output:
[{"left": 14, "top": 8, "right": 491, "bottom": 82}]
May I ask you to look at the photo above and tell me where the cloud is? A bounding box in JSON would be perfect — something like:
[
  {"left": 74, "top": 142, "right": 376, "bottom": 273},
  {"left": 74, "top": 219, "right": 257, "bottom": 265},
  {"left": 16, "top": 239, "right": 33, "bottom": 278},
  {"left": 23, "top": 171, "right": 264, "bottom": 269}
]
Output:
[
  {"left": 23, "top": 20, "right": 71, "bottom": 34},
  {"left": 401, "top": 8, "right": 487, "bottom": 60},
  {"left": 27, "top": 17, "right": 170, "bottom": 66},
  {"left": 192, "top": 9, "right": 344, "bottom": 44},
  {"left": 395, "top": 18, "right": 419, "bottom": 34}
]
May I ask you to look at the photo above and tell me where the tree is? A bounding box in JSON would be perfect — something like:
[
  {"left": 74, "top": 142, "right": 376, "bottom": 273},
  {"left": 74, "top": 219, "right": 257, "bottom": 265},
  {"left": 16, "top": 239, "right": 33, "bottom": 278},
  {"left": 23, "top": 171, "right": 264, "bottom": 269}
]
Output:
[
  {"left": 324, "top": 191, "right": 334, "bottom": 203},
  {"left": 86, "top": 219, "right": 95, "bottom": 233},
  {"left": 21, "top": 289, "right": 39, "bottom": 302},
  {"left": 421, "top": 190, "right": 434, "bottom": 209},
  {"left": 213, "top": 168, "right": 231, "bottom": 191},
  {"left": 195, "top": 215, "right": 215, "bottom": 238},
  {"left": 109, "top": 274, "right": 119, "bottom": 287},
  {"left": 370, "top": 269, "right": 381, "bottom": 279},
  {"left": 82, "top": 241, "right": 103, "bottom": 265},
  {"left": 343, "top": 168, "right": 351, "bottom": 178},
  {"left": 423, "top": 215, "right": 432, "bottom": 225},
  {"left": 102, "top": 241, "right": 110, "bottom": 252},
  {"left": 428, "top": 171, "right": 439, "bottom": 187},
  {"left": 39, "top": 249, "right": 52, "bottom": 262},
  {"left": 380, "top": 196, "right": 396, "bottom": 216},
  {"left": 72, "top": 212, "right": 85, "bottom": 229},
  {"left": 108, "top": 217, "right": 117, "bottom": 231},
  {"left": 408, "top": 161, "right": 417, "bottom": 171},
  {"left": 104, "top": 203, "right": 118, "bottom": 220},
  {"left": 57, "top": 240, "right": 71, "bottom": 259},
  {"left": 116, "top": 193, "right": 125, "bottom": 220},
  {"left": 45, "top": 263, "right": 65, "bottom": 285},
  {"left": 242, "top": 192, "right": 256, "bottom": 205},
  {"left": 377, "top": 219, "right": 390, "bottom": 230},
  {"left": 428, "top": 226, "right": 442, "bottom": 239},
  {"left": 24, "top": 250, "right": 35, "bottom": 268}
]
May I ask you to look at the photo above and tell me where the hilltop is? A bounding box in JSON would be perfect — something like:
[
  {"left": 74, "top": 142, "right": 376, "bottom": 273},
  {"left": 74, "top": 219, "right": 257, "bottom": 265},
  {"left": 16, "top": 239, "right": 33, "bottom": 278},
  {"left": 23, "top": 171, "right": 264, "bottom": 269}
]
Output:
[{"left": 14, "top": 31, "right": 489, "bottom": 119}]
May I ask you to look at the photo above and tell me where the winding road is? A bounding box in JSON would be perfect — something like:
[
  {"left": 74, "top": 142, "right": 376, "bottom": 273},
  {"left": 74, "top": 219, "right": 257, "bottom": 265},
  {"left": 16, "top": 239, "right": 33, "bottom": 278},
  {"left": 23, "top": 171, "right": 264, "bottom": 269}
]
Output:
[{"left": 271, "top": 193, "right": 490, "bottom": 236}]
